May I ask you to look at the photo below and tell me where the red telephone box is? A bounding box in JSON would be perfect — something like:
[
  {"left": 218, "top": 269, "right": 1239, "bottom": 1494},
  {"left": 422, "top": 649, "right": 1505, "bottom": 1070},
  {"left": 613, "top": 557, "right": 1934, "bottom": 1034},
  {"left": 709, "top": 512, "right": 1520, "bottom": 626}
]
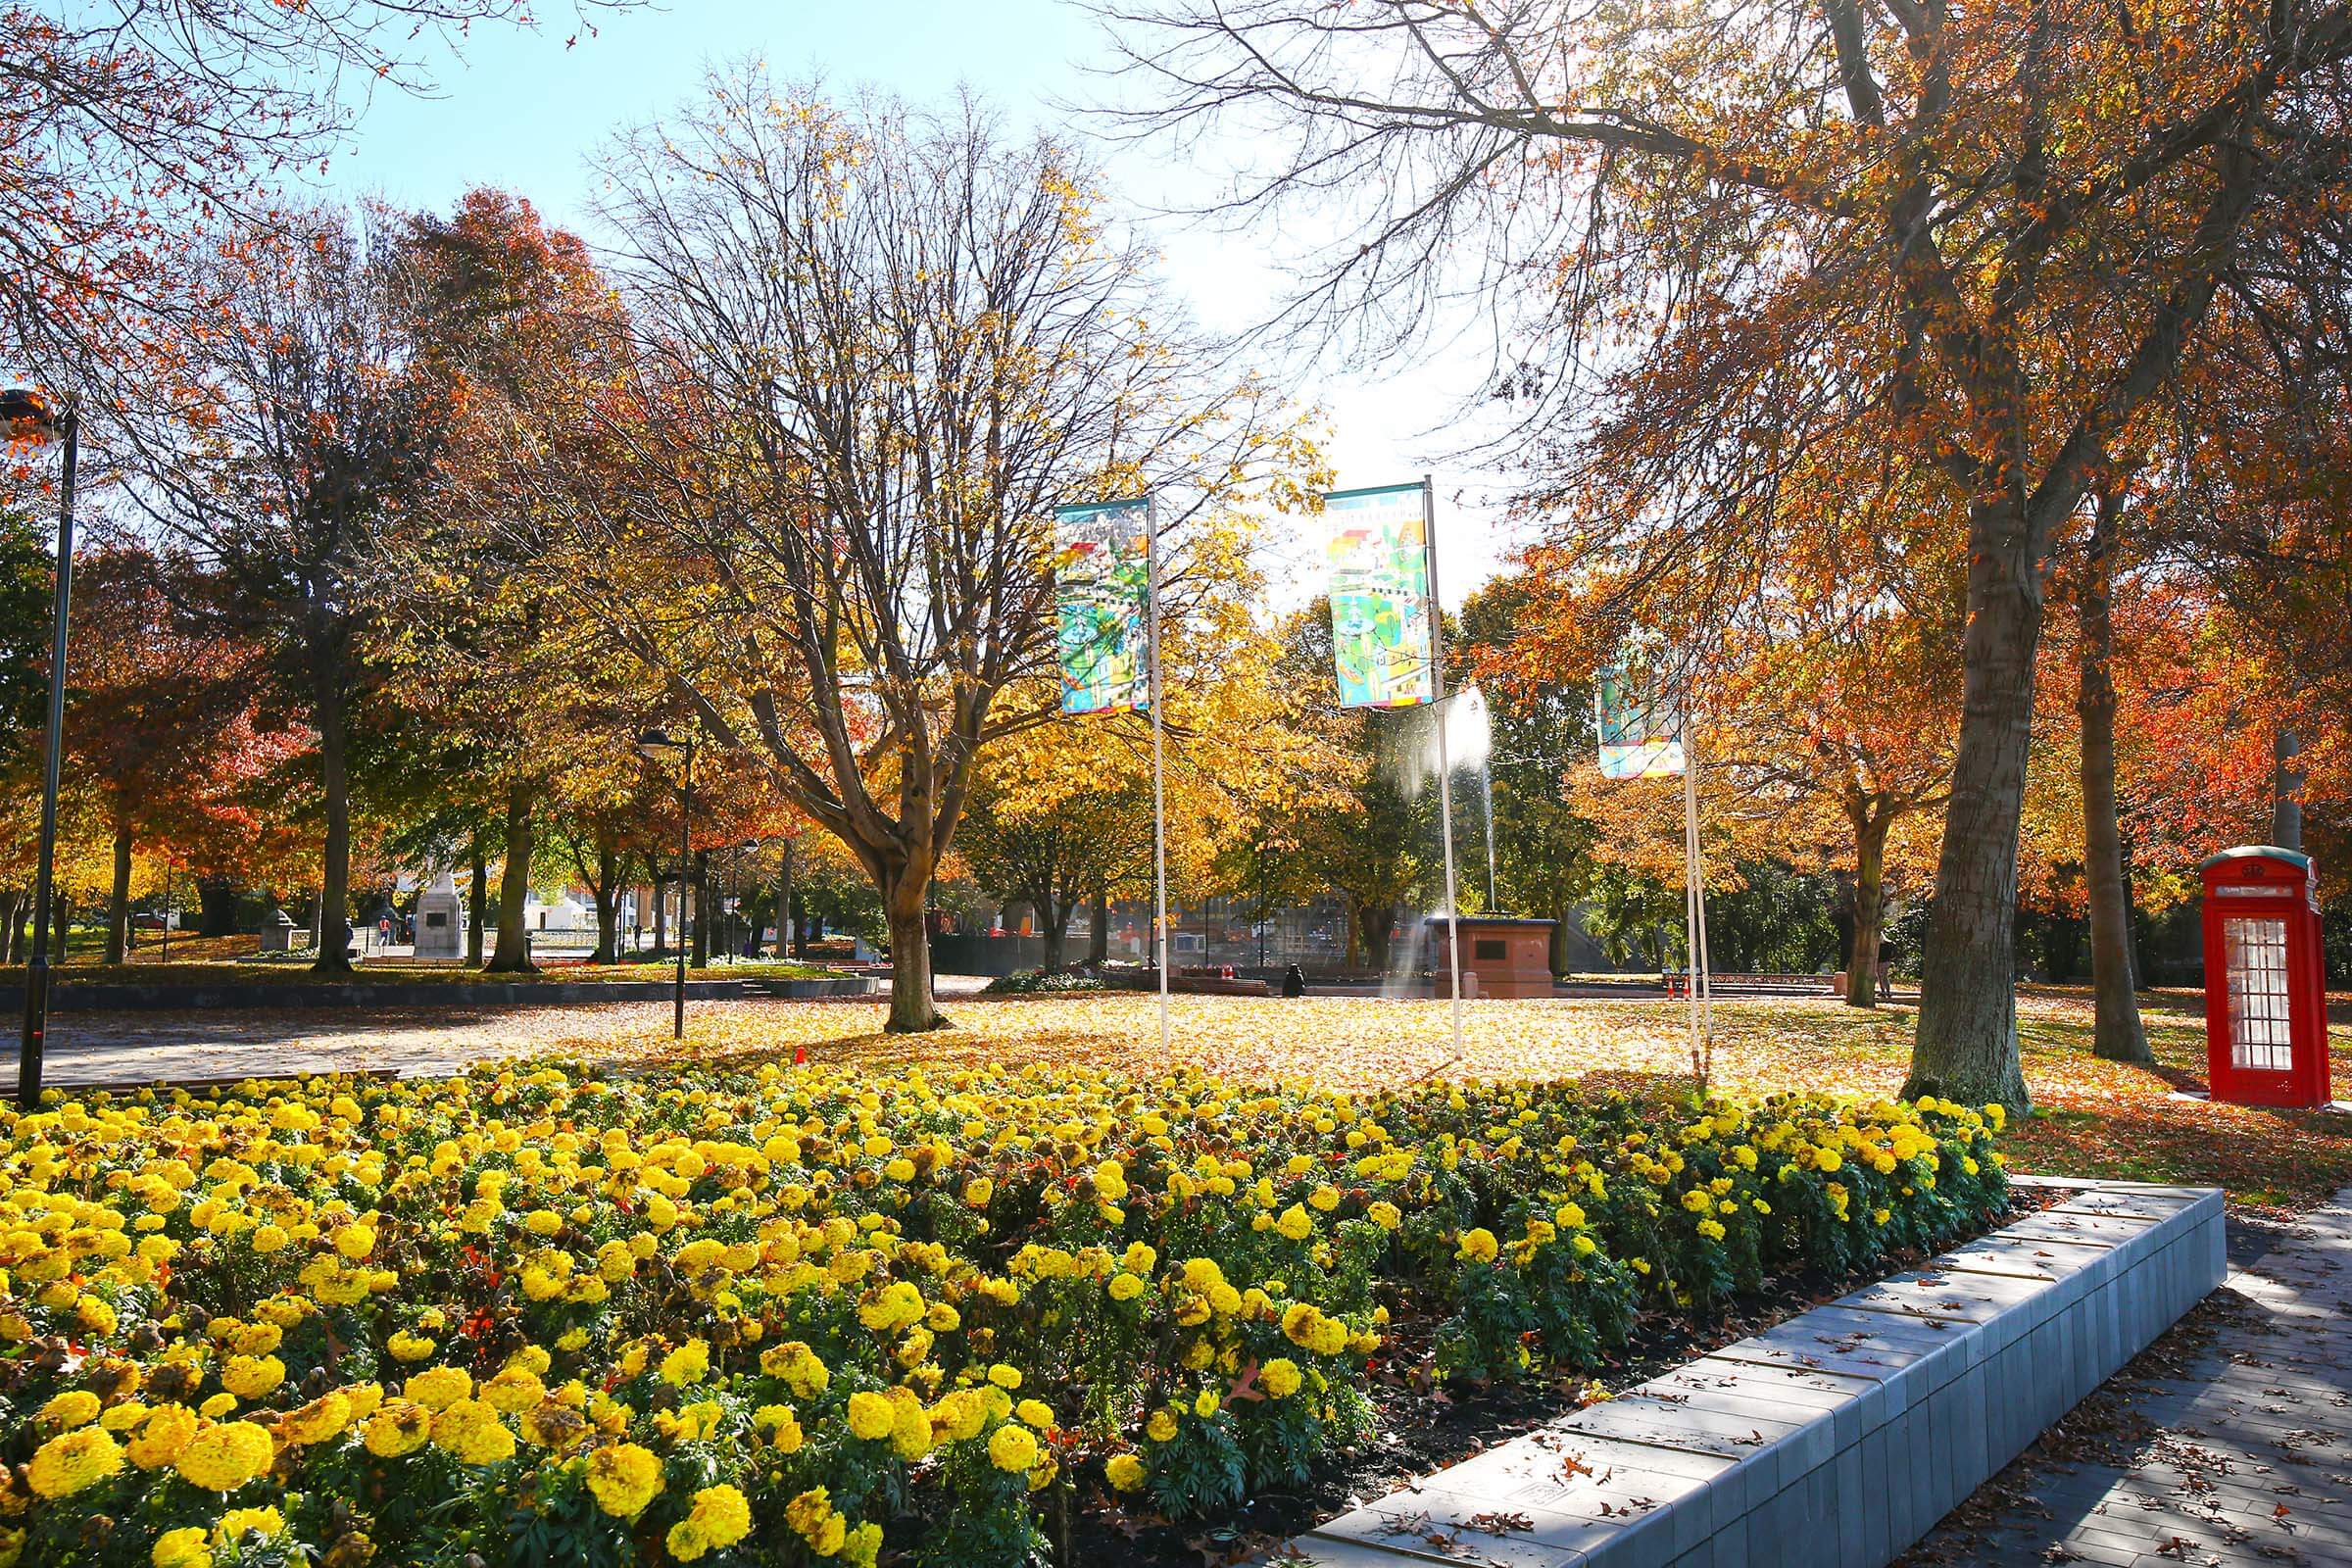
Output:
[{"left": 2200, "top": 846, "right": 2331, "bottom": 1108}]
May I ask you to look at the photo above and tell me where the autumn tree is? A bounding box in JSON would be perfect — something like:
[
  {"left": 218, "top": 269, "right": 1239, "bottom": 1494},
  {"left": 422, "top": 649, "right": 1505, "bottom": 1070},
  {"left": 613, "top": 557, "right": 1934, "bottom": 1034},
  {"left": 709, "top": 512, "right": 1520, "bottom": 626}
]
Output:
[
  {"left": 1, "top": 0, "right": 632, "bottom": 396},
  {"left": 516, "top": 72, "right": 1313, "bottom": 1030},
  {"left": 392, "top": 188, "right": 641, "bottom": 972},
  {"left": 60, "top": 547, "right": 274, "bottom": 962},
  {"left": 1101, "top": 0, "right": 2352, "bottom": 1107},
  {"left": 121, "top": 207, "right": 448, "bottom": 971}
]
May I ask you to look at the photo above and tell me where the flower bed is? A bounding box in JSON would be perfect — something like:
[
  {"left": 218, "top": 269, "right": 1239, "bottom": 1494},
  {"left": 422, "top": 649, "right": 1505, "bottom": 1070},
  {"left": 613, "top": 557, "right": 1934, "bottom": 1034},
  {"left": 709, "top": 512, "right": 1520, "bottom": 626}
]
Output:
[{"left": 0, "top": 1061, "right": 2008, "bottom": 1568}]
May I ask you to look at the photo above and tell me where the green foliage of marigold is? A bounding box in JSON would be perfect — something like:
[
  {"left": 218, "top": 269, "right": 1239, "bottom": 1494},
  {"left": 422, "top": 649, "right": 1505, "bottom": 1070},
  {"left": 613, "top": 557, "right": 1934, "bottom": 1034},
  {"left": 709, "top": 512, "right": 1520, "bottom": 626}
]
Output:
[{"left": 0, "top": 1059, "right": 2004, "bottom": 1565}]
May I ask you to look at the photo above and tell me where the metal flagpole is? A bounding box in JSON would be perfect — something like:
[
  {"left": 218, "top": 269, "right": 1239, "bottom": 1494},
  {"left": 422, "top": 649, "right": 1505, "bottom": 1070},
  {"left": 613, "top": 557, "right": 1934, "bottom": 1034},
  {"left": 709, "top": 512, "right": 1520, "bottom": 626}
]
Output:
[
  {"left": 1421, "top": 475, "right": 1465, "bottom": 1061},
  {"left": 1145, "top": 490, "right": 1172, "bottom": 1054}
]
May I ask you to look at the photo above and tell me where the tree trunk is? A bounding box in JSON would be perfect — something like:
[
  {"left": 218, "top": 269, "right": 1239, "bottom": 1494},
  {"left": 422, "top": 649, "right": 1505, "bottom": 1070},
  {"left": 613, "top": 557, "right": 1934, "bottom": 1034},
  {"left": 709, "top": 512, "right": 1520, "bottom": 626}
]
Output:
[
  {"left": 1844, "top": 809, "right": 1892, "bottom": 1008},
  {"left": 466, "top": 847, "right": 488, "bottom": 967},
  {"left": 197, "top": 876, "right": 238, "bottom": 938},
  {"left": 652, "top": 875, "right": 667, "bottom": 959},
  {"left": 884, "top": 858, "right": 946, "bottom": 1033},
  {"left": 775, "top": 844, "right": 795, "bottom": 961},
  {"left": 105, "top": 823, "right": 133, "bottom": 965},
  {"left": 487, "top": 782, "right": 537, "bottom": 973},
  {"left": 1549, "top": 903, "right": 1572, "bottom": 977},
  {"left": 1088, "top": 885, "right": 1108, "bottom": 965},
  {"left": 0, "top": 889, "right": 18, "bottom": 964},
  {"left": 2079, "top": 493, "right": 2152, "bottom": 1063},
  {"left": 50, "top": 892, "right": 70, "bottom": 962},
  {"left": 1040, "top": 895, "right": 1069, "bottom": 973},
  {"left": 691, "top": 850, "right": 711, "bottom": 968},
  {"left": 591, "top": 848, "right": 620, "bottom": 965},
  {"left": 2273, "top": 731, "right": 2303, "bottom": 851},
  {"left": 312, "top": 662, "right": 355, "bottom": 973},
  {"left": 1908, "top": 496, "right": 2038, "bottom": 1111}
]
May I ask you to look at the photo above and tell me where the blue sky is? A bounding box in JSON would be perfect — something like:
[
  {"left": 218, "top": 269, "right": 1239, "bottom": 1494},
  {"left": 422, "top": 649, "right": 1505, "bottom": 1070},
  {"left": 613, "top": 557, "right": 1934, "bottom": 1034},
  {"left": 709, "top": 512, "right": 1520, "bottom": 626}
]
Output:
[{"left": 331, "top": 0, "right": 1511, "bottom": 604}]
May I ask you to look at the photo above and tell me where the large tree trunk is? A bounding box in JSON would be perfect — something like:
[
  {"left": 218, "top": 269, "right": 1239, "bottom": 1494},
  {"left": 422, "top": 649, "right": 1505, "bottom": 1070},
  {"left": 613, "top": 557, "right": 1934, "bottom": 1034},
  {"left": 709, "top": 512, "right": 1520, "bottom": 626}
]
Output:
[
  {"left": 2079, "top": 493, "right": 2152, "bottom": 1063},
  {"left": 2273, "top": 731, "right": 2303, "bottom": 851},
  {"left": 50, "top": 892, "right": 70, "bottom": 962},
  {"left": 1843, "top": 808, "right": 1892, "bottom": 1008},
  {"left": 591, "top": 848, "right": 620, "bottom": 965},
  {"left": 1908, "top": 496, "right": 2037, "bottom": 1110},
  {"left": 466, "top": 847, "right": 488, "bottom": 967},
  {"left": 0, "top": 889, "right": 18, "bottom": 964},
  {"left": 883, "top": 857, "right": 945, "bottom": 1032},
  {"left": 312, "top": 662, "right": 354, "bottom": 973},
  {"left": 197, "top": 876, "right": 238, "bottom": 938},
  {"left": 1549, "top": 902, "right": 1572, "bottom": 977},
  {"left": 1087, "top": 885, "right": 1108, "bottom": 965},
  {"left": 1040, "top": 893, "right": 1069, "bottom": 973},
  {"left": 105, "top": 823, "right": 133, "bottom": 965},
  {"left": 487, "top": 782, "right": 537, "bottom": 973}
]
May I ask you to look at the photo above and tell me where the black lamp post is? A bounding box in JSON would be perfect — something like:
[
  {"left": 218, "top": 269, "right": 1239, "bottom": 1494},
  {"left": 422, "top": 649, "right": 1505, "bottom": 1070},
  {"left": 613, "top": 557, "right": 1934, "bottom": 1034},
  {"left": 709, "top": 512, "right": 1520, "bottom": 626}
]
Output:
[
  {"left": 7, "top": 388, "right": 76, "bottom": 1109},
  {"left": 637, "top": 727, "right": 695, "bottom": 1040}
]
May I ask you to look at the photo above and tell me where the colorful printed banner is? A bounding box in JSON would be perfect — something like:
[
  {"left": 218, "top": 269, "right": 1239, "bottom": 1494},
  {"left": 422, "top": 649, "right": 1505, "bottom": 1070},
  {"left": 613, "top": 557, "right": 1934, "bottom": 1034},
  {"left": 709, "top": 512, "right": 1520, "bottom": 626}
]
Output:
[
  {"left": 1595, "top": 661, "right": 1686, "bottom": 778},
  {"left": 1053, "top": 499, "right": 1153, "bottom": 715},
  {"left": 1323, "top": 482, "right": 1435, "bottom": 709}
]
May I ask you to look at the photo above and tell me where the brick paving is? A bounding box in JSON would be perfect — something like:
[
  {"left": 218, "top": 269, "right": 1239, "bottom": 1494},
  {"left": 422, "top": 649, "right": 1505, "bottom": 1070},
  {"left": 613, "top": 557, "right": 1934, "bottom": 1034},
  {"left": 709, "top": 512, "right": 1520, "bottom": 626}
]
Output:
[{"left": 1902, "top": 1190, "right": 2352, "bottom": 1567}]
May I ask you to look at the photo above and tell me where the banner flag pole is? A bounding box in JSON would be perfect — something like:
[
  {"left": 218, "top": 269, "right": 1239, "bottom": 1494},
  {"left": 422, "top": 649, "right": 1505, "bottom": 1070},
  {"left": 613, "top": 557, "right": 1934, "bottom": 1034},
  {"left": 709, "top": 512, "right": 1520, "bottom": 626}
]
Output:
[
  {"left": 1421, "top": 475, "right": 1465, "bottom": 1063},
  {"left": 1146, "top": 489, "right": 1172, "bottom": 1055}
]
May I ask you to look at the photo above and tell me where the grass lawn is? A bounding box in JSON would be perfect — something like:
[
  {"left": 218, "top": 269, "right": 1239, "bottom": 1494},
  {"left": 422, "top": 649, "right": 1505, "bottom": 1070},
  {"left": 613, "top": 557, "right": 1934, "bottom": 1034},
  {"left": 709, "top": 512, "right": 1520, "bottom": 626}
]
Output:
[{"left": 580, "top": 985, "right": 2352, "bottom": 1219}]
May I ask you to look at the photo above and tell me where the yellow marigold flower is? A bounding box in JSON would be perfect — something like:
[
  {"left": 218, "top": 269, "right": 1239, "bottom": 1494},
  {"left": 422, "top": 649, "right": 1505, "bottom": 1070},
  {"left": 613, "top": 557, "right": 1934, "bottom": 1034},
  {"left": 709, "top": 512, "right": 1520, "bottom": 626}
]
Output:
[
  {"left": 281, "top": 1391, "right": 353, "bottom": 1445},
  {"left": 987, "top": 1363, "right": 1021, "bottom": 1391},
  {"left": 988, "top": 1423, "right": 1039, "bottom": 1473},
  {"left": 172, "top": 1421, "right": 274, "bottom": 1492},
  {"left": 431, "top": 1397, "right": 515, "bottom": 1465},
  {"left": 127, "top": 1402, "right": 198, "bottom": 1468},
  {"left": 27, "top": 1426, "right": 123, "bottom": 1497},
  {"left": 1146, "top": 1409, "right": 1178, "bottom": 1443},
  {"left": 152, "top": 1527, "right": 211, "bottom": 1568},
  {"left": 386, "top": 1330, "right": 436, "bottom": 1362},
  {"left": 1105, "top": 1451, "right": 1147, "bottom": 1492},
  {"left": 1368, "top": 1200, "right": 1401, "bottom": 1230},
  {"left": 1259, "top": 1358, "right": 1302, "bottom": 1398},
  {"left": 1456, "top": 1228, "right": 1499, "bottom": 1264},
  {"left": 846, "top": 1390, "right": 896, "bottom": 1441},
  {"left": 221, "top": 1353, "right": 284, "bottom": 1399},
  {"left": 658, "top": 1339, "right": 710, "bottom": 1387},
  {"left": 250, "top": 1225, "right": 289, "bottom": 1254},
  {"left": 38, "top": 1390, "right": 100, "bottom": 1429},
  {"left": 333, "top": 1223, "right": 375, "bottom": 1259},
  {"left": 214, "top": 1505, "right": 284, "bottom": 1543},
  {"left": 1274, "top": 1203, "right": 1314, "bottom": 1242},
  {"left": 404, "top": 1365, "right": 470, "bottom": 1410},
  {"left": 688, "top": 1482, "right": 753, "bottom": 1548},
  {"left": 584, "top": 1441, "right": 664, "bottom": 1517},
  {"left": 363, "top": 1400, "right": 432, "bottom": 1458}
]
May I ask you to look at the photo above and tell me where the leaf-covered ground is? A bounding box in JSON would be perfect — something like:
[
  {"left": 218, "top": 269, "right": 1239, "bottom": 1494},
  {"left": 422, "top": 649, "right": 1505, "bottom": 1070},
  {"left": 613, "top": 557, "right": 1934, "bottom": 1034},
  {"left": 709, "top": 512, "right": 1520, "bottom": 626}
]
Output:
[
  {"left": 611, "top": 986, "right": 2352, "bottom": 1219},
  {"left": 46, "top": 983, "right": 2351, "bottom": 1217}
]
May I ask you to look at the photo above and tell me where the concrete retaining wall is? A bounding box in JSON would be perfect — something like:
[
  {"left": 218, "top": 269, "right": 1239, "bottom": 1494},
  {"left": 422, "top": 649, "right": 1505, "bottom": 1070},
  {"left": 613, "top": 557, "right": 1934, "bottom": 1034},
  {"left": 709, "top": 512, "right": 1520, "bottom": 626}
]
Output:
[{"left": 1279, "top": 1176, "right": 2226, "bottom": 1568}]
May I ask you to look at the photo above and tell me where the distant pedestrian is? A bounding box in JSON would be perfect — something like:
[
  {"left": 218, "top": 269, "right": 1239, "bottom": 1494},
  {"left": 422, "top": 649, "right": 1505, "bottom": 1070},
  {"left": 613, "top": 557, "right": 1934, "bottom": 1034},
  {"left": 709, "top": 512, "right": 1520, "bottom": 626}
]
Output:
[
  {"left": 1877, "top": 938, "right": 1897, "bottom": 1002},
  {"left": 1281, "top": 963, "right": 1306, "bottom": 998}
]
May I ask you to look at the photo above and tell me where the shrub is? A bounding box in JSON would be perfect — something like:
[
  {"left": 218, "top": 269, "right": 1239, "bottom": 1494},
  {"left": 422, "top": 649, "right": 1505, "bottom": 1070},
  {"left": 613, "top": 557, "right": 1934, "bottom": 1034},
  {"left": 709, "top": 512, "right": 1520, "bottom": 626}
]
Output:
[
  {"left": 0, "top": 1061, "right": 2006, "bottom": 1567},
  {"left": 980, "top": 969, "right": 1107, "bottom": 996}
]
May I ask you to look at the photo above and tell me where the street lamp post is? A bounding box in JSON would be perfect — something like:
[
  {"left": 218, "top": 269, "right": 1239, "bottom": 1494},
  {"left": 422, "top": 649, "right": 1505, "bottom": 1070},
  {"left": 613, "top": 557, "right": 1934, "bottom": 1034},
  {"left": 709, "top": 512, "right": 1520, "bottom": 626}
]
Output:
[
  {"left": 637, "top": 728, "right": 695, "bottom": 1040},
  {"left": 8, "top": 388, "right": 77, "bottom": 1109}
]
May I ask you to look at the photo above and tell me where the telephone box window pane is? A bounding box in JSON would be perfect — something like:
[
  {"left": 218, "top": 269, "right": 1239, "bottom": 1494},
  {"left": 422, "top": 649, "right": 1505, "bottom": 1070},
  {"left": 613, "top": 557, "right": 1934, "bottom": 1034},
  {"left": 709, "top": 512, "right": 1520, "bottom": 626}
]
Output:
[{"left": 2224, "top": 915, "right": 2292, "bottom": 1073}]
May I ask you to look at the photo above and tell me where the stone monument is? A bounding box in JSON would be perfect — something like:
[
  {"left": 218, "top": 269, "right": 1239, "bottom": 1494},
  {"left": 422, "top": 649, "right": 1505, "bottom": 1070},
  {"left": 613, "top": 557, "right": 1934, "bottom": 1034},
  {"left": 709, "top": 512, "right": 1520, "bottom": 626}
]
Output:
[{"left": 415, "top": 872, "right": 466, "bottom": 960}]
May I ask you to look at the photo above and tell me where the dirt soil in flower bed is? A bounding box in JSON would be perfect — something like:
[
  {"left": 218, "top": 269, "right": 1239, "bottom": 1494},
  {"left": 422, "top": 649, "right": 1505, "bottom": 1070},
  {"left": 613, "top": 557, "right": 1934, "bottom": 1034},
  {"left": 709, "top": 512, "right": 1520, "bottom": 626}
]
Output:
[{"left": 910, "top": 1186, "right": 2071, "bottom": 1568}]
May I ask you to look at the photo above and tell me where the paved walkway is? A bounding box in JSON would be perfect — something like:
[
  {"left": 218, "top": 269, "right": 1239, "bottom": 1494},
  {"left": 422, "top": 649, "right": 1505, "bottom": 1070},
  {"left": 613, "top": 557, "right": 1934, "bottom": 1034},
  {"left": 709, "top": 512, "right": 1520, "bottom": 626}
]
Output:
[{"left": 1903, "top": 1191, "right": 2352, "bottom": 1566}]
